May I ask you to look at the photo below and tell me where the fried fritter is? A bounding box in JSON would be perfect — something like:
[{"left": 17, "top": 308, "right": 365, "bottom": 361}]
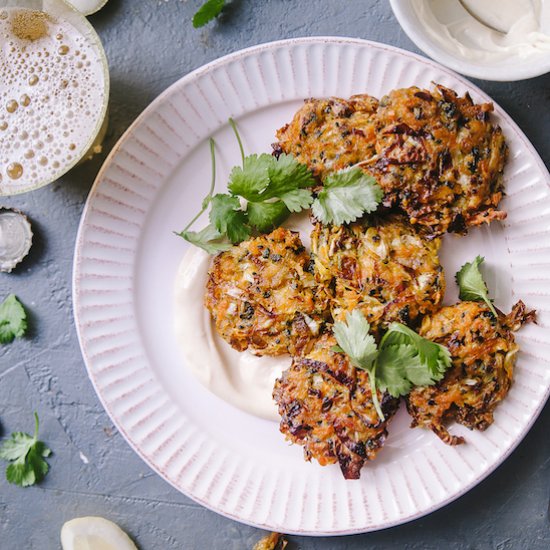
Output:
[
  {"left": 273, "top": 334, "right": 399, "bottom": 479},
  {"left": 310, "top": 214, "right": 444, "bottom": 338},
  {"left": 205, "top": 228, "right": 328, "bottom": 356},
  {"left": 274, "top": 95, "right": 379, "bottom": 180},
  {"left": 274, "top": 85, "right": 508, "bottom": 236},
  {"left": 369, "top": 85, "right": 508, "bottom": 235},
  {"left": 406, "top": 301, "right": 536, "bottom": 445}
]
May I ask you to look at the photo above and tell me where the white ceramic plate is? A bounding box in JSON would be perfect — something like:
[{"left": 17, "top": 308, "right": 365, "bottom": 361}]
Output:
[{"left": 73, "top": 37, "right": 550, "bottom": 535}]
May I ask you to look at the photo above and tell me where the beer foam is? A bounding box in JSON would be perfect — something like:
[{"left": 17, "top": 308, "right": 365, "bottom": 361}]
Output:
[{"left": 0, "top": 8, "right": 107, "bottom": 192}]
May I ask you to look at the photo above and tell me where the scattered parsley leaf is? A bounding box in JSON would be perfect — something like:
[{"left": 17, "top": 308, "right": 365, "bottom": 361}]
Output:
[
  {"left": 333, "top": 310, "right": 383, "bottom": 420},
  {"left": 333, "top": 311, "right": 452, "bottom": 418},
  {"left": 177, "top": 224, "right": 232, "bottom": 254},
  {"left": 193, "top": 0, "right": 226, "bottom": 28},
  {"left": 455, "top": 256, "right": 498, "bottom": 317},
  {"left": 311, "top": 168, "right": 383, "bottom": 226},
  {"left": 0, "top": 294, "right": 28, "bottom": 344},
  {"left": 0, "top": 413, "right": 52, "bottom": 487}
]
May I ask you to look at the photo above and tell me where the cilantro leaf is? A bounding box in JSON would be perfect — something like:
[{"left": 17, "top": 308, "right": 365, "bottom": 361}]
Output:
[
  {"left": 0, "top": 432, "right": 36, "bottom": 461},
  {"left": 381, "top": 322, "right": 451, "bottom": 382},
  {"left": 376, "top": 344, "right": 420, "bottom": 397},
  {"left": 333, "top": 309, "right": 378, "bottom": 369},
  {"left": 279, "top": 188, "right": 314, "bottom": 213},
  {"left": 209, "top": 194, "right": 251, "bottom": 243},
  {"left": 228, "top": 154, "right": 271, "bottom": 201},
  {"left": 0, "top": 413, "right": 52, "bottom": 487},
  {"left": 193, "top": 0, "right": 226, "bottom": 28},
  {"left": 240, "top": 153, "right": 314, "bottom": 230},
  {"left": 312, "top": 168, "right": 383, "bottom": 225},
  {"left": 179, "top": 121, "right": 315, "bottom": 253},
  {"left": 0, "top": 294, "right": 28, "bottom": 344},
  {"left": 455, "top": 256, "right": 497, "bottom": 317},
  {"left": 333, "top": 311, "right": 453, "bottom": 417},
  {"left": 178, "top": 224, "right": 232, "bottom": 254},
  {"left": 333, "top": 310, "right": 383, "bottom": 419},
  {"left": 376, "top": 341, "right": 446, "bottom": 397},
  {"left": 262, "top": 153, "right": 316, "bottom": 198},
  {"left": 247, "top": 201, "right": 289, "bottom": 233}
]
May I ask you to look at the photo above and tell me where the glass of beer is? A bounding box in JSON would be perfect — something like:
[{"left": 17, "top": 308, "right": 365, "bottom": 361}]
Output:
[{"left": 0, "top": 0, "right": 109, "bottom": 195}]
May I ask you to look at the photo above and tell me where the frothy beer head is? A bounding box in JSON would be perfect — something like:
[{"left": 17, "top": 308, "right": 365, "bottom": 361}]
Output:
[{"left": 0, "top": 7, "right": 108, "bottom": 194}]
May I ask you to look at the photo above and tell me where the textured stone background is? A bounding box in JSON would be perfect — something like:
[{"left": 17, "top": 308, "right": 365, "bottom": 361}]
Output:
[{"left": 1, "top": 1, "right": 549, "bottom": 548}]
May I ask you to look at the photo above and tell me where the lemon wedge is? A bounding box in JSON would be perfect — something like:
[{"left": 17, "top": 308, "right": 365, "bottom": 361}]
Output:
[{"left": 61, "top": 517, "right": 138, "bottom": 550}]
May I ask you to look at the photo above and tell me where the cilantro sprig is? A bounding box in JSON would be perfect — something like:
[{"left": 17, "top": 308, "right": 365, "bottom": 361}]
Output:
[
  {"left": 176, "top": 139, "right": 232, "bottom": 254},
  {"left": 333, "top": 310, "right": 451, "bottom": 420},
  {"left": 0, "top": 413, "right": 52, "bottom": 487},
  {"left": 333, "top": 310, "right": 383, "bottom": 418},
  {"left": 177, "top": 119, "right": 316, "bottom": 253},
  {"left": 178, "top": 120, "right": 387, "bottom": 252},
  {"left": 193, "top": 0, "right": 226, "bottom": 28},
  {"left": 0, "top": 294, "right": 28, "bottom": 344},
  {"left": 311, "top": 167, "right": 383, "bottom": 226},
  {"left": 376, "top": 322, "right": 451, "bottom": 397},
  {"left": 455, "top": 256, "right": 498, "bottom": 317}
]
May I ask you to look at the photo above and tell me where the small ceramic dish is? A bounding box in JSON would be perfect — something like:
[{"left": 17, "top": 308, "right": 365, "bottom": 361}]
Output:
[{"left": 390, "top": 0, "right": 550, "bottom": 81}]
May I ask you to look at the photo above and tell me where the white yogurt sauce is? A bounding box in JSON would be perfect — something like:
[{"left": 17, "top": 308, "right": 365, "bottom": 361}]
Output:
[
  {"left": 173, "top": 213, "right": 314, "bottom": 421},
  {"left": 411, "top": 0, "right": 550, "bottom": 63}
]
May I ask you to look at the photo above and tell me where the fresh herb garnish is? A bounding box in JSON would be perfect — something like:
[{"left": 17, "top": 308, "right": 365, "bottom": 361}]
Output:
[
  {"left": 178, "top": 119, "right": 316, "bottom": 253},
  {"left": 311, "top": 167, "right": 383, "bottom": 226},
  {"left": 0, "top": 413, "right": 52, "bottom": 487},
  {"left": 455, "top": 256, "right": 497, "bottom": 317},
  {"left": 176, "top": 139, "right": 233, "bottom": 253},
  {"left": 0, "top": 294, "right": 28, "bottom": 344},
  {"left": 209, "top": 152, "right": 314, "bottom": 243},
  {"left": 193, "top": 0, "right": 226, "bottom": 28},
  {"left": 376, "top": 322, "right": 452, "bottom": 397},
  {"left": 179, "top": 224, "right": 232, "bottom": 255},
  {"left": 333, "top": 310, "right": 451, "bottom": 420},
  {"left": 333, "top": 309, "right": 383, "bottom": 419}
]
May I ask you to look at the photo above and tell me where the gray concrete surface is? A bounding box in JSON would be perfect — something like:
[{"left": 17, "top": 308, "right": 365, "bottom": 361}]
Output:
[{"left": 1, "top": 1, "right": 549, "bottom": 548}]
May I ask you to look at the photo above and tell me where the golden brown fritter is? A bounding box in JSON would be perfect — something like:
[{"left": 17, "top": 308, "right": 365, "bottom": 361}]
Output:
[
  {"left": 274, "top": 95, "right": 379, "bottom": 180},
  {"left": 310, "top": 214, "right": 444, "bottom": 338},
  {"left": 369, "top": 85, "right": 508, "bottom": 235},
  {"left": 205, "top": 228, "right": 328, "bottom": 356},
  {"left": 406, "top": 301, "right": 536, "bottom": 445},
  {"left": 274, "top": 85, "right": 508, "bottom": 236},
  {"left": 273, "top": 334, "right": 399, "bottom": 479}
]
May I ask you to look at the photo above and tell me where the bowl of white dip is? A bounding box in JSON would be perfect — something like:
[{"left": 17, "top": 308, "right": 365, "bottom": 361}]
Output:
[{"left": 390, "top": 0, "right": 550, "bottom": 80}]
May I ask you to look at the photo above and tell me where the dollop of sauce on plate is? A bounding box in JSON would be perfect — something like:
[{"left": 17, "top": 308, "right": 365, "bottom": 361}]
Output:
[
  {"left": 174, "top": 247, "right": 289, "bottom": 421},
  {"left": 174, "top": 213, "right": 313, "bottom": 421}
]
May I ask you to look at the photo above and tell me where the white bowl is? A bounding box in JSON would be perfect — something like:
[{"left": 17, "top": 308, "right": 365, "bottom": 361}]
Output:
[{"left": 390, "top": 0, "right": 550, "bottom": 81}]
